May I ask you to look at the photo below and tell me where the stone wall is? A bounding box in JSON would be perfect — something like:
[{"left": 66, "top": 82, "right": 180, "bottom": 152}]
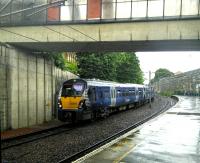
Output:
[
  {"left": 0, "top": 44, "right": 77, "bottom": 131},
  {"left": 153, "top": 69, "right": 200, "bottom": 96}
]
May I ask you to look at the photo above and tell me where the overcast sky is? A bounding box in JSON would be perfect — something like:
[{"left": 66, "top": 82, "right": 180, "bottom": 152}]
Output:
[{"left": 136, "top": 51, "right": 200, "bottom": 84}]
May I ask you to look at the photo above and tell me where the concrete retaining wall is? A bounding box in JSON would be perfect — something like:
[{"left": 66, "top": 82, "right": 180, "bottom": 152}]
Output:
[
  {"left": 153, "top": 69, "right": 200, "bottom": 96},
  {"left": 0, "top": 44, "right": 77, "bottom": 131},
  {"left": 0, "top": 46, "right": 10, "bottom": 131}
]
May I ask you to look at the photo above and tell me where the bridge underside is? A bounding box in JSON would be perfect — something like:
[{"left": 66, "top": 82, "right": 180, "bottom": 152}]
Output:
[
  {"left": 8, "top": 40, "right": 200, "bottom": 52},
  {"left": 1, "top": 19, "right": 200, "bottom": 52}
]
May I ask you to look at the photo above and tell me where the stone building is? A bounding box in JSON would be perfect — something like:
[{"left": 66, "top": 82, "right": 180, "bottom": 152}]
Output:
[{"left": 153, "top": 69, "right": 200, "bottom": 96}]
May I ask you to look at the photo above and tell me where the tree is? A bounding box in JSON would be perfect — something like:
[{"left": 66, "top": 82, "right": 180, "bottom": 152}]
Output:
[
  {"left": 115, "top": 52, "right": 143, "bottom": 84},
  {"left": 76, "top": 52, "right": 116, "bottom": 80},
  {"left": 51, "top": 53, "right": 78, "bottom": 74},
  {"left": 153, "top": 68, "right": 174, "bottom": 82},
  {"left": 76, "top": 52, "right": 144, "bottom": 84}
]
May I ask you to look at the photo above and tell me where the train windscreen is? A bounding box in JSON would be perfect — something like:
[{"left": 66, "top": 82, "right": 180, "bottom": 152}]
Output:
[{"left": 62, "top": 82, "right": 86, "bottom": 97}]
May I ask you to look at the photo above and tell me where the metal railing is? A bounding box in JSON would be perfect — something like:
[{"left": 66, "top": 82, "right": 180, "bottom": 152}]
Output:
[{"left": 0, "top": 0, "right": 199, "bottom": 27}]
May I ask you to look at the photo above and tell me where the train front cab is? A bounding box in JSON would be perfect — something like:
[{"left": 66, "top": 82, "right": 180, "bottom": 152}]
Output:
[{"left": 58, "top": 79, "right": 87, "bottom": 122}]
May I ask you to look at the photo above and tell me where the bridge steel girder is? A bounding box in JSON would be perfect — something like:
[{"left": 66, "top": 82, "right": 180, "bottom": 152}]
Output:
[{"left": 0, "top": 19, "right": 200, "bottom": 52}]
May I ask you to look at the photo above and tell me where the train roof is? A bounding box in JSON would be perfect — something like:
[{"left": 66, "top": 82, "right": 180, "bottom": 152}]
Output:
[
  {"left": 62, "top": 78, "right": 146, "bottom": 88},
  {"left": 85, "top": 79, "right": 145, "bottom": 88}
]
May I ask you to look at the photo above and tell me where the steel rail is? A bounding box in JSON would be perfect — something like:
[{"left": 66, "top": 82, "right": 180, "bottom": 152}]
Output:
[
  {"left": 58, "top": 99, "right": 173, "bottom": 163},
  {"left": 1, "top": 123, "right": 73, "bottom": 150},
  {"left": 1, "top": 118, "right": 100, "bottom": 150}
]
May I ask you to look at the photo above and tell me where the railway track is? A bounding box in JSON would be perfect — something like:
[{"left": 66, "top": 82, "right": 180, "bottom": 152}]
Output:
[
  {"left": 1, "top": 97, "right": 177, "bottom": 163},
  {"left": 1, "top": 108, "right": 140, "bottom": 151},
  {"left": 1, "top": 107, "right": 143, "bottom": 151},
  {"left": 1, "top": 124, "right": 74, "bottom": 150},
  {"left": 58, "top": 98, "right": 174, "bottom": 163}
]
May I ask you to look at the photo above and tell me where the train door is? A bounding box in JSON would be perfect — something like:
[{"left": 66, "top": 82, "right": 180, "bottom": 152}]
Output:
[
  {"left": 135, "top": 87, "right": 139, "bottom": 102},
  {"left": 110, "top": 87, "right": 116, "bottom": 107},
  {"left": 88, "top": 86, "right": 96, "bottom": 105},
  {"left": 143, "top": 87, "right": 146, "bottom": 101}
]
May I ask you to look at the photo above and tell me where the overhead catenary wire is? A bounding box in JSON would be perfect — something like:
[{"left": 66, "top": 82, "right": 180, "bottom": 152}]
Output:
[
  {"left": 0, "top": 0, "right": 98, "bottom": 42},
  {"left": 45, "top": 14, "right": 97, "bottom": 42},
  {"left": 0, "top": 3, "right": 84, "bottom": 44},
  {"left": 0, "top": 23, "right": 93, "bottom": 43},
  {"left": 43, "top": 26, "right": 78, "bottom": 42},
  {"left": 0, "top": 20, "right": 78, "bottom": 43},
  {"left": 0, "top": 24, "right": 79, "bottom": 43},
  {"left": 66, "top": 26, "right": 98, "bottom": 42},
  {"left": 1, "top": 0, "right": 165, "bottom": 43},
  {"left": 0, "top": 28, "right": 40, "bottom": 42},
  {"left": 26, "top": 8, "right": 98, "bottom": 42}
]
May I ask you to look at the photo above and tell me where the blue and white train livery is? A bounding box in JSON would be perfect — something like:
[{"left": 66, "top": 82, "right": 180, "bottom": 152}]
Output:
[{"left": 58, "top": 78, "right": 154, "bottom": 122}]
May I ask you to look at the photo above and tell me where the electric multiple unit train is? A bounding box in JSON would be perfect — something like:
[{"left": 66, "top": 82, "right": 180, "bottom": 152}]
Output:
[{"left": 58, "top": 78, "right": 154, "bottom": 122}]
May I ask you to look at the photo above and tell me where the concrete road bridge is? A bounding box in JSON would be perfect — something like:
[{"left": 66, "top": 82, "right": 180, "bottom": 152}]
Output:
[{"left": 0, "top": 0, "right": 200, "bottom": 52}]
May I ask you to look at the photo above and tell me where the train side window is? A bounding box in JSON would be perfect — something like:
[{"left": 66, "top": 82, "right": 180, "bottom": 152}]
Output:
[
  {"left": 123, "top": 92, "right": 125, "bottom": 97},
  {"left": 100, "top": 91, "right": 103, "bottom": 98},
  {"left": 117, "top": 90, "right": 120, "bottom": 97},
  {"left": 105, "top": 91, "right": 109, "bottom": 98},
  {"left": 126, "top": 91, "right": 128, "bottom": 96}
]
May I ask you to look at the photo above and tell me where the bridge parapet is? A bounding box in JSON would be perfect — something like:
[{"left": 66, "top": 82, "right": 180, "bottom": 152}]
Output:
[
  {"left": 0, "top": 0, "right": 199, "bottom": 27},
  {"left": 0, "top": 19, "right": 200, "bottom": 52},
  {"left": 0, "top": 1, "right": 200, "bottom": 52}
]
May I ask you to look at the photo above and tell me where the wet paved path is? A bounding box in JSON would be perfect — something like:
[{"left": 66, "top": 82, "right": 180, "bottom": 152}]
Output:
[{"left": 80, "top": 96, "right": 200, "bottom": 163}]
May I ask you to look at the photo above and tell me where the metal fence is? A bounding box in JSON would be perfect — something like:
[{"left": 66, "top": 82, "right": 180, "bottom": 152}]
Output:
[{"left": 0, "top": 0, "right": 200, "bottom": 27}]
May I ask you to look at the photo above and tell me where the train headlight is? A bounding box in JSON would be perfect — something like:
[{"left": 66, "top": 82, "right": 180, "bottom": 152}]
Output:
[
  {"left": 58, "top": 98, "right": 62, "bottom": 108},
  {"left": 78, "top": 101, "right": 84, "bottom": 109}
]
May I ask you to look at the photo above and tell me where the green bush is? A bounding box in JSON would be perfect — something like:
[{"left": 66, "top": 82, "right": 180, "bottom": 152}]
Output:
[
  {"left": 159, "top": 91, "right": 174, "bottom": 97},
  {"left": 52, "top": 53, "right": 78, "bottom": 74}
]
